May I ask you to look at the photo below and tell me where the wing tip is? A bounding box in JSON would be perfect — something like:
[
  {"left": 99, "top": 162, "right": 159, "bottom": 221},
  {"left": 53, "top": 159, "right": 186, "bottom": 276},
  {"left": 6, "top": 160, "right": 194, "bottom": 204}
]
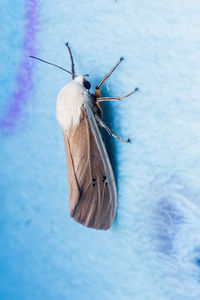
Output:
[{"left": 70, "top": 212, "right": 113, "bottom": 230}]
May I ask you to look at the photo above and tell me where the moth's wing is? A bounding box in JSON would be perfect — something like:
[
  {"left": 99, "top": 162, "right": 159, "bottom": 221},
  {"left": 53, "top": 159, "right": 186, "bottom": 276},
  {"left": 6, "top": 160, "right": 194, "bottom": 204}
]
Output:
[
  {"left": 62, "top": 130, "right": 80, "bottom": 212},
  {"left": 63, "top": 106, "right": 117, "bottom": 230}
]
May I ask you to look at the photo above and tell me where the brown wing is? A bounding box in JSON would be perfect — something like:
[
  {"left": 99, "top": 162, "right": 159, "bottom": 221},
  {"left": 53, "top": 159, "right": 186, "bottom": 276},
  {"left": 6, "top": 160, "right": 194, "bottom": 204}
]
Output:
[{"left": 62, "top": 106, "right": 117, "bottom": 230}]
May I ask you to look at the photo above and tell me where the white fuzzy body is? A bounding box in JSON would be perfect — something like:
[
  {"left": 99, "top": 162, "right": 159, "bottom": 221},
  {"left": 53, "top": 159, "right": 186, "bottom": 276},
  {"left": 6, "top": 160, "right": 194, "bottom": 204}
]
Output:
[{"left": 56, "top": 75, "right": 92, "bottom": 130}]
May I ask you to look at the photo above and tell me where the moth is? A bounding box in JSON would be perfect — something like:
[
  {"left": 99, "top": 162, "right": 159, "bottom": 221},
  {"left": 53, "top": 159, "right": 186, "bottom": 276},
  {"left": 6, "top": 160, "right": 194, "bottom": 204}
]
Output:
[{"left": 30, "top": 43, "right": 137, "bottom": 230}]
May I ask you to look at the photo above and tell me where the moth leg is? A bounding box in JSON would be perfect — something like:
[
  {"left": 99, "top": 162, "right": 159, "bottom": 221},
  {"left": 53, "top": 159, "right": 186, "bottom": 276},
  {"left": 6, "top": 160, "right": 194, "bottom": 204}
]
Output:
[
  {"left": 96, "top": 87, "right": 139, "bottom": 102},
  {"left": 96, "top": 57, "right": 124, "bottom": 89},
  {"left": 65, "top": 42, "right": 76, "bottom": 79},
  {"left": 95, "top": 114, "right": 131, "bottom": 143}
]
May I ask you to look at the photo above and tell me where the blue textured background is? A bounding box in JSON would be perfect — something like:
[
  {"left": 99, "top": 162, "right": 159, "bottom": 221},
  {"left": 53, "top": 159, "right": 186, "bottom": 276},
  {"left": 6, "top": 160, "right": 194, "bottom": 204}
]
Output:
[{"left": 1, "top": 1, "right": 200, "bottom": 299}]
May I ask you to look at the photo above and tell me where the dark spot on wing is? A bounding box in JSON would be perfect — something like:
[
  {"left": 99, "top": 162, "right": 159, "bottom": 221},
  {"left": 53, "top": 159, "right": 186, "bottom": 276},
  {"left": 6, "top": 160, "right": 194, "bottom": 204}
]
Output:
[{"left": 102, "top": 176, "right": 107, "bottom": 182}]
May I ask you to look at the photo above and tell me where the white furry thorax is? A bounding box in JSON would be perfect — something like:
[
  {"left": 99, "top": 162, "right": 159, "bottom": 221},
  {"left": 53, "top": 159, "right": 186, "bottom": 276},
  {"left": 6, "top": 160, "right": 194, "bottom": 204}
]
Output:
[{"left": 56, "top": 75, "right": 91, "bottom": 130}]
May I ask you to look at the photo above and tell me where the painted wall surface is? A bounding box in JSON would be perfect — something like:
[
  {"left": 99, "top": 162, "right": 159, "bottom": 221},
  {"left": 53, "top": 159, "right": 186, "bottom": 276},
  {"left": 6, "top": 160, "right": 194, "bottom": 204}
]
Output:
[{"left": 1, "top": 1, "right": 200, "bottom": 299}]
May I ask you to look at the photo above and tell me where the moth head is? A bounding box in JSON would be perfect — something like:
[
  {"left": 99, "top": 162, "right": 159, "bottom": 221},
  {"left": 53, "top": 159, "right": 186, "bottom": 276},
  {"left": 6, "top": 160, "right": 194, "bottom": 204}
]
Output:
[{"left": 75, "top": 75, "right": 91, "bottom": 90}]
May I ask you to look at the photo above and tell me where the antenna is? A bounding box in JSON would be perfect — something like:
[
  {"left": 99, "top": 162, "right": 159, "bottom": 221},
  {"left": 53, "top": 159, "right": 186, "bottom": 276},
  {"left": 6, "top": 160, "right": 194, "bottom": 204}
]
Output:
[{"left": 29, "top": 56, "right": 76, "bottom": 77}]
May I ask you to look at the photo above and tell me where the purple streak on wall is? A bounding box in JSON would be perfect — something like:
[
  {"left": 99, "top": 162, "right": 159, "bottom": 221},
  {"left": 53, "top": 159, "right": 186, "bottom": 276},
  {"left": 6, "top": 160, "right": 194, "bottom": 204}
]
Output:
[{"left": 0, "top": 0, "right": 39, "bottom": 134}]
